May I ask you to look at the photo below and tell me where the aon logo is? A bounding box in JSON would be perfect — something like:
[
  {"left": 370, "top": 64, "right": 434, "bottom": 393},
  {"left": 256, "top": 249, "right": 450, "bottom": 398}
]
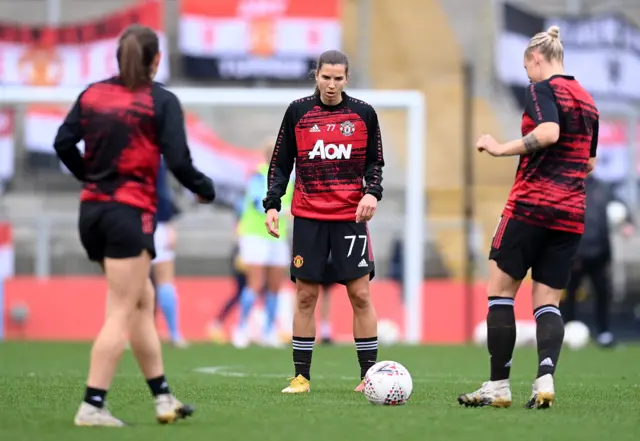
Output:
[{"left": 308, "top": 140, "right": 352, "bottom": 160}]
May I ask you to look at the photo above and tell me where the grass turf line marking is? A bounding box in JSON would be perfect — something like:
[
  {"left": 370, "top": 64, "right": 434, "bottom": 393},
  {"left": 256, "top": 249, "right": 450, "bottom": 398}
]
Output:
[{"left": 193, "top": 366, "right": 481, "bottom": 383}]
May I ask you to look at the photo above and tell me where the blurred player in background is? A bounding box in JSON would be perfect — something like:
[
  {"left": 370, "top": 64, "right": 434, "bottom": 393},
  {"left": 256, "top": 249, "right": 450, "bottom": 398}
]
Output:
[
  {"left": 561, "top": 175, "right": 634, "bottom": 348},
  {"left": 263, "top": 50, "right": 385, "bottom": 393},
  {"left": 211, "top": 238, "right": 335, "bottom": 346},
  {"left": 208, "top": 199, "right": 248, "bottom": 343},
  {"left": 319, "top": 253, "right": 337, "bottom": 344},
  {"left": 319, "top": 282, "right": 335, "bottom": 344},
  {"left": 53, "top": 25, "right": 214, "bottom": 426},
  {"left": 233, "top": 139, "right": 293, "bottom": 348},
  {"left": 458, "top": 26, "right": 598, "bottom": 410},
  {"left": 152, "top": 158, "right": 187, "bottom": 348}
]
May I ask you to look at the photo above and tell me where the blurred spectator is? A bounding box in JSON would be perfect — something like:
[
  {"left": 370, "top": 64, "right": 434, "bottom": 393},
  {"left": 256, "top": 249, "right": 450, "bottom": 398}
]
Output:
[
  {"left": 388, "top": 236, "right": 404, "bottom": 300},
  {"left": 561, "top": 175, "right": 635, "bottom": 348}
]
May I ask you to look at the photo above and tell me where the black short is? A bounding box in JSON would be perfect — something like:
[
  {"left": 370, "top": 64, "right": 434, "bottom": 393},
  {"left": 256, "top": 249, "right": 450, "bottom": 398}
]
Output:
[
  {"left": 291, "top": 217, "right": 375, "bottom": 285},
  {"left": 78, "top": 201, "right": 156, "bottom": 262},
  {"left": 489, "top": 216, "right": 581, "bottom": 289}
]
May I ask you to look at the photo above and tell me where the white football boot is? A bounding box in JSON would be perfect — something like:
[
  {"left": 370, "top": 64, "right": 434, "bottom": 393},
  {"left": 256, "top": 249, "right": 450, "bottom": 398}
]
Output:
[
  {"left": 524, "top": 374, "right": 555, "bottom": 409},
  {"left": 457, "top": 379, "right": 512, "bottom": 408},
  {"left": 155, "top": 394, "right": 195, "bottom": 424},
  {"left": 74, "top": 402, "right": 126, "bottom": 427}
]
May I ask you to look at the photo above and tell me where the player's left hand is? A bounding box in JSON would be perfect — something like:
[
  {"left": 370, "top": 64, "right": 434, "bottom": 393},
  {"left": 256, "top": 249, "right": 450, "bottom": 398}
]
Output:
[
  {"left": 476, "top": 134, "right": 504, "bottom": 157},
  {"left": 356, "top": 194, "right": 377, "bottom": 223}
]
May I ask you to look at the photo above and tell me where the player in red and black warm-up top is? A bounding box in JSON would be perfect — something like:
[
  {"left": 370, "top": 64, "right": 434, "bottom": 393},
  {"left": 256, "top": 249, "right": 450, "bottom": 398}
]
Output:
[
  {"left": 457, "top": 25, "right": 599, "bottom": 410},
  {"left": 263, "top": 50, "right": 385, "bottom": 394},
  {"left": 53, "top": 24, "right": 214, "bottom": 427}
]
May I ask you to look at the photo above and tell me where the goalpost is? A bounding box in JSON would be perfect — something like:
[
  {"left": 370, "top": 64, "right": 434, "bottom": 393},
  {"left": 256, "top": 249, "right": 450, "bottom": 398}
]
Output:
[{"left": 0, "top": 86, "right": 427, "bottom": 344}]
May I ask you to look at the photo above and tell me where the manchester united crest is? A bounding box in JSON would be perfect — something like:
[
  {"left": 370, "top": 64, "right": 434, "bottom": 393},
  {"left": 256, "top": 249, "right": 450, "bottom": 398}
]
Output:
[
  {"left": 293, "top": 255, "right": 304, "bottom": 268},
  {"left": 340, "top": 120, "right": 355, "bottom": 136},
  {"left": 18, "top": 45, "right": 63, "bottom": 86}
]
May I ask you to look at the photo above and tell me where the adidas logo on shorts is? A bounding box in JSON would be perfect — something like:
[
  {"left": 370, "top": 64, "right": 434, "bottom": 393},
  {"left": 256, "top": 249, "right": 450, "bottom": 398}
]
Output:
[{"left": 358, "top": 259, "right": 368, "bottom": 268}]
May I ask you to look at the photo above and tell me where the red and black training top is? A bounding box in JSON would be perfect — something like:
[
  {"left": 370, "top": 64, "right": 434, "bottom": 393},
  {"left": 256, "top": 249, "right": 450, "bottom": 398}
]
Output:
[
  {"left": 504, "top": 74, "right": 599, "bottom": 234},
  {"left": 263, "top": 92, "right": 384, "bottom": 222},
  {"left": 53, "top": 76, "right": 215, "bottom": 213}
]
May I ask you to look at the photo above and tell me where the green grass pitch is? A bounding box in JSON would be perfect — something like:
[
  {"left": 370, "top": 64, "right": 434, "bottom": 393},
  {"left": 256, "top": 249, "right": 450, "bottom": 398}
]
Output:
[{"left": 1, "top": 342, "right": 639, "bottom": 441}]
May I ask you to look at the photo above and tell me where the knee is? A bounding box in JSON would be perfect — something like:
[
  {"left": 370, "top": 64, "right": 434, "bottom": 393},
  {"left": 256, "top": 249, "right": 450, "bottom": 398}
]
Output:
[
  {"left": 246, "top": 271, "right": 264, "bottom": 292},
  {"left": 348, "top": 288, "right": 371, "bottom": 311},
  {"left": 137, "top": 280, "right": 158, "bottom": 312},
  {"left": 267, "top": 278, "right": 283, "bottom": 293},
  {"left": 108, "top": 303, "right": 138, "bottom": 324},
  {"left": 532, "top": 282, "right": 562, "bottom": 309},
  {"left": 247, "top": 280, "right": 263, "bottom": 292},
  {"left": 296, "top": 288, "right": 318, "bottom": 313},
  {"left": 152, "top": 262, "right": 173, "bottom": 286}
]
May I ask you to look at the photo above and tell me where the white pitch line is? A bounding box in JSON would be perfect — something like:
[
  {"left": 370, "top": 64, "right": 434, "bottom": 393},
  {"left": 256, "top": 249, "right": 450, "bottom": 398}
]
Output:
[
  {"left": 193, "top": 366, "right": 481, "bottom": 384},
  {"left": 192, "top": 366, "right": 640, "bottom": 388}
]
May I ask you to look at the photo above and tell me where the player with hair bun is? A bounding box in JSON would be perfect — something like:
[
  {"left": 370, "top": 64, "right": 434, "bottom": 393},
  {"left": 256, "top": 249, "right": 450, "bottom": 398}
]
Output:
[{"left": 458, "top": 25, "right": 599, "bottom": 410}]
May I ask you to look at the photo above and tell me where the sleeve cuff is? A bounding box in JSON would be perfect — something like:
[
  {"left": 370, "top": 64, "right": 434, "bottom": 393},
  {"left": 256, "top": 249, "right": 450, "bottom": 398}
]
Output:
[
  {"left": 263, "top": 197, "right": 281, "bottom": 212},
  {"left": 365, "top": 188, "right": 382, "bottom": 201}
]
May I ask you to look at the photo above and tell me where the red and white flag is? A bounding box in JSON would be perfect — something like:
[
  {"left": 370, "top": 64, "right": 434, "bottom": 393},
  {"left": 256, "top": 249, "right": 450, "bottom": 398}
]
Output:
[
  {"left": 178, "top": 0, "right": 342, "bottom": 80},
  {"left": 0, "top": 0, "right": 168, "bottom": 87}
]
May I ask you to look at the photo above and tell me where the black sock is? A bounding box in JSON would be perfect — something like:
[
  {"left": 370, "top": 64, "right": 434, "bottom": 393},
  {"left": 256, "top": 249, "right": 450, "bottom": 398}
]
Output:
[
  {"left": 292, "top": 336, "right": 314, "bottom": 380},
  {"left": 146, "top": 375, "right": 171, "bottom": 397},
  {"left": 534, "top": 304, "right": 564, "bottom": 378},
  {"left": 487, "top": 296, "right": 516, "bottom": 381},
  {"left": 355, "top": 337, "right": 378, "bottom": 379},
  {"left": 83, "top": 386, "right": 107, "bottom": 409}
]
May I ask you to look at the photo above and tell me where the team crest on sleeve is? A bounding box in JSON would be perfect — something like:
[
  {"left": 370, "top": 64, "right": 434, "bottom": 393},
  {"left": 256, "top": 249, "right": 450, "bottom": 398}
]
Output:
[
  {"left": 293, "top": 255, "right": 304, "bottom": 268},
  {"left": 340, "top": 121, "right": 355, "bottom": 136}
]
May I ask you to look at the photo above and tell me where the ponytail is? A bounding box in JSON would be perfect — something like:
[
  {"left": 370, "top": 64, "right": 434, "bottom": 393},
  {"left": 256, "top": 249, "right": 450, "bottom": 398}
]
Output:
[
  {"left": 313, "top": 85, "right": 320, "bottom": 95},
  {"left": 117, "top": 34, "right": 148, "bottom": 90}
]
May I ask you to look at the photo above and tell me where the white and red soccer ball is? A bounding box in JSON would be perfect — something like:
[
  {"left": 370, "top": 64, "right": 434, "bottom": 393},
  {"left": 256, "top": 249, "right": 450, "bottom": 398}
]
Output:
[{"left": 363, "top": 360, "right": 413, "bottom": 405}]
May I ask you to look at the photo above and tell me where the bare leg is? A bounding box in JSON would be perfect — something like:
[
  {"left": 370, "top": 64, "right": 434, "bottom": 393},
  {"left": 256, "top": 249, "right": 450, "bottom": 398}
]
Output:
[
  {"left": 291, "top": 279, "right": 320, "bottom": 380},
  {"left": 346, "top": 274, "right": 378, "bottom": 382}
]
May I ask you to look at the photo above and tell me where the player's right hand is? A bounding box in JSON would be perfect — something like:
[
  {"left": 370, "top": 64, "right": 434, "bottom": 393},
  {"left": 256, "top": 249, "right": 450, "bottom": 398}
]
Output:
[{"left": 265, "top": 208, "right": 280, "bottom": 238}]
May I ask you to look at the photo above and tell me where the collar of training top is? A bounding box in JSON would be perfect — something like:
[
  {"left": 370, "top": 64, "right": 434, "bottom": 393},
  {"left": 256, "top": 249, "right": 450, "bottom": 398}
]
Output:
[
  {"left": 315, "top": 92, "right": 348, "bottom": 110},
  {"left": 547, "top": 74, "right": 576, "bottom": 81}
]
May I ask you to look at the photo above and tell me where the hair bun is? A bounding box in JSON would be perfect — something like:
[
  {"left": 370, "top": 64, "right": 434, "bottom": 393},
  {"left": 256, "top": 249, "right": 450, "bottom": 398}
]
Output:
[{"left": 547, "top": 25, "right": 560, "bottom": 39}]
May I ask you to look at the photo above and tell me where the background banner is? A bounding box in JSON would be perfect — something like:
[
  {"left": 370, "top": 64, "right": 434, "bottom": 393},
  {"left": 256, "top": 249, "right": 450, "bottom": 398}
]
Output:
[
  {"left": 497, "top": 4, "right": 640, "bottom": 106},
  {"left": 0, "top": 0, "right": 168, "bottom": 87},
  {"left": 178, "top": 0, "right": 342, "bottom": 80}
]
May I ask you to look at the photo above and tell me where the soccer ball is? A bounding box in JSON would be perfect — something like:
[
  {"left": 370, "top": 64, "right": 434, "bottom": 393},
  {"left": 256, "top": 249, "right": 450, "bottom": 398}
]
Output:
[
  {"left": 377, "top": 319, "right": 401, "bottom": 346},
  {"left": 363, "top": 360, "right": 413, "bottom": 405},
  {"left": 606, "top": 201, "right": 628, "bottom": 226},
  {"left": 564, "top": 321, "right": 590, "bottom": 349},
  {"left": 515, "top": 320, "right": 537, "bottom": 347}
]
